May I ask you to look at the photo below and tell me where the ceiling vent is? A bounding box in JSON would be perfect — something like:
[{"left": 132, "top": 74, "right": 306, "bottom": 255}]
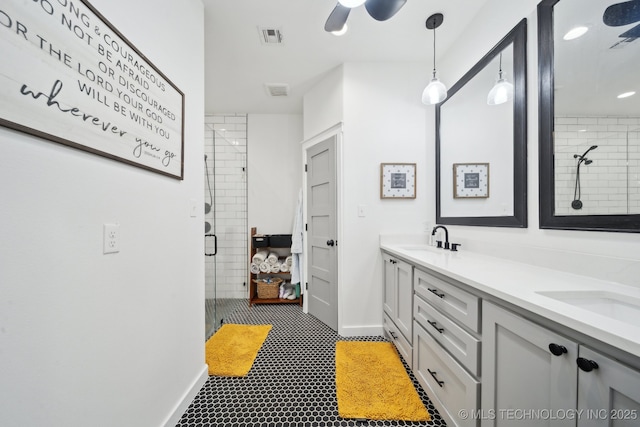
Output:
[
  {"left": 258, "top": 27, "right": 284, "bottom": 45},
  {"left": 265, "top": 83, "right": 290, "bottom": 97}
]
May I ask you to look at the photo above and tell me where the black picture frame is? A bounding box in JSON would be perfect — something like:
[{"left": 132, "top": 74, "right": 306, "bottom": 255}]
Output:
[
  {"left": 435, "top": 19, "right": 527, "bottom": 227},
  {"left": 538, "top": 0, "right": 640, "bottom": 232}
]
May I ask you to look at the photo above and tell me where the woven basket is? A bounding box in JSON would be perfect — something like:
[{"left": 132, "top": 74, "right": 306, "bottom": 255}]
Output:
[{"left": 254, "top": 278, "right": 283, "bottom": 299}]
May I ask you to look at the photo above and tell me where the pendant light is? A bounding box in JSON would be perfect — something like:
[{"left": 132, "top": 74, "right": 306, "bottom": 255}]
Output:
[
  {"left": 422, "top": 13, "right": 447, "bottom": 105},
  {"left": 487, "top": 52, "right": 513, "bottom": 105}
]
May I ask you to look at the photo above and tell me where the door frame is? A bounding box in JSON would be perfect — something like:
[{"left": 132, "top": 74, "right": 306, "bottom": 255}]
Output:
[{"left": 300, "top": 123, "right": 343, "bottom": 330}]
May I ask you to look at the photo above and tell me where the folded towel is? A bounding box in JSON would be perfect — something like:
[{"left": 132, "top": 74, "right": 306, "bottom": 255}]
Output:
[
  {"left": 252, "top": 249, "right": 269, "bottom": 264},
  {"left": 250, "top": 263, "right": 260, "bottom": 274},
  {"left": 271, "top": 263, "right": 281, "bottom": 273},
  {"left": 285, "top": 255, "right": 293, "bottom": 267},
  {"left": 267, "top": 252, "right": 278, "bottom": 265},
  {"left": 259, "top": 262, "right": 270, "bottom": 273},
  {"left": 280, "top": 263, "right": 289, "bottom": 273}
]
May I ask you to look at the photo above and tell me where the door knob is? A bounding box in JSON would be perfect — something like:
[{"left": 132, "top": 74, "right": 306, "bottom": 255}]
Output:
[{"left": 326, "top": 239, "right": 335, "bottom": 246}]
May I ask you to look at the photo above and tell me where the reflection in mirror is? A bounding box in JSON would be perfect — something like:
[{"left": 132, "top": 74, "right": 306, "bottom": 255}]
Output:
[
  {"left": 539, "top": 0, "right": 640, "bottom": 231},
  {"left": 436, "top": 19, "right": 527, "bottom": 227}
]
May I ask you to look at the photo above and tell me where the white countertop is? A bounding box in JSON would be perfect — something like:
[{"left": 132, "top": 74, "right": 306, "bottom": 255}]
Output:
[{"left": 380, "top": 240, "right": 640, "bottom": 358}]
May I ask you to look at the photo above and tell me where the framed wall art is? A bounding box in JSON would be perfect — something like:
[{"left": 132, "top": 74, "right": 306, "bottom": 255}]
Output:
[
  {"left": 380, "top": 163, "right": 416, "bottom": 199},
  {"left": 453, "top": 163, "right": 489, "bottom": 198},
  {"left": 0, "top": 0, "right": 185, "bottom": 179}
]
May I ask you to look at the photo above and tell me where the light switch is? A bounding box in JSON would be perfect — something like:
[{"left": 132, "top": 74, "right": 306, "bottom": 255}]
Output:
[
  {"left": 357, "top": 204, "right": 366, "bottom": 217},
  {"left": 189, "top": 199, "right": 198, "bottom": 217}
]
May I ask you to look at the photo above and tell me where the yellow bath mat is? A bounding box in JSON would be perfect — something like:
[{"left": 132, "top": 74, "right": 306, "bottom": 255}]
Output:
[
  {"left": 205, "top": 323, "right": 271, "bottom": 376},
  {"left": 335, "top": 341, "right": 430, "bottom": 421}
]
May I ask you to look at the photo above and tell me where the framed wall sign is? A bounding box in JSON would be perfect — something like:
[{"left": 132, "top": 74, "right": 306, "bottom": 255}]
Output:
[
  {"left": 0, "top": 0, "right": 185, "bottom": 179},
  {"left": 380, "top": 163, "right": 416, "bottom": 199},
  {"left": 453, "top": 163, "right": 489, "bottom": 198}
]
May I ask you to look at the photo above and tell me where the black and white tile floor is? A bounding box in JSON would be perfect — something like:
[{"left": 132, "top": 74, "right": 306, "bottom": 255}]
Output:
[{"left": 177, "top": 301, "right": 446, "bottom": 427}]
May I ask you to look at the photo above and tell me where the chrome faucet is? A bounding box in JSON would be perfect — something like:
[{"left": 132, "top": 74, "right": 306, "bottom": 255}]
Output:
[{"left": 431, "top": 225, "right": 450, "bottom": 250}]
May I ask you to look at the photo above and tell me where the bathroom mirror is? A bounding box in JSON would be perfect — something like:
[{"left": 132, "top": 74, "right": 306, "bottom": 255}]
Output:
[
  {"left": 539, "top": 0, "right": 640, "bottom": 232},
  {"left": 436, "top": 19, "right": 527, "bottom": 227}
]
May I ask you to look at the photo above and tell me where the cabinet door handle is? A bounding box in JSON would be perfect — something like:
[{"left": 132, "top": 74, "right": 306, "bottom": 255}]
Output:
[
  {"left": 427, "top": 320, "right": 444, "bottom": 333},
  {"left": 428, "top": 288, "right": 445, "bottom": 298},
  {"left": 427, "top": 369, "right": 444, "bottom": 387},
  {"left": 577, "top": 357, "right": 599, "bottom": 372},
  {"left": 389, "top": 331, "right": 397, "bottom": 339},
  {"left": 548, "top": 343, "right": 567, "bottom": 356},
  {"left": 326, "top": 239, "right": 335, "bottom": 247}
]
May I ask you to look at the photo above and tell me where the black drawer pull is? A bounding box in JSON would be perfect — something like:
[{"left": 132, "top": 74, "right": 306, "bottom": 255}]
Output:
[
  {"left": 549, "top": 343, "right": 567, "bottom": 356},
  {"left": 428, "top": 288, "right": 445, "bottom": 298},
  {"left": 427, "top": 320, "right": 444, "bottom": 333},
  {"left": 427, "top": 369, "right": 444, "bottom": 387},
  {"left": 389, "top": 331, "right": 397, "bottom": 339},
  {"left": 577, "top": 357, "right": 599, "bottom": 372}
]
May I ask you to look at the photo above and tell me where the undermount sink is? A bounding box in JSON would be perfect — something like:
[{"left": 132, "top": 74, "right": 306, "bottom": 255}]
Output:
[{"left": 536, "top": 290, "right": 640, "bottom": 324}]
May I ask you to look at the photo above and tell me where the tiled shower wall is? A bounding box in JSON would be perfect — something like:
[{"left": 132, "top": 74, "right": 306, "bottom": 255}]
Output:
[
  {"left": 554, "top": 115, "right": 640, "bottom": 215},
  {"left": 204, "top": 114, "right": 248, "bottom": 299}
]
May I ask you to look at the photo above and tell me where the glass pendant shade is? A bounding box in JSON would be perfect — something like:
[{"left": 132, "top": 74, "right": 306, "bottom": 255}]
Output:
[
  {"left": 487, "top": 72, "right": 514, "bottom": 105},
  {"left": 422, "top": 75, "right": 447, "bottom": 105},
  {"left": 338, "top": 0, "right": 366, "bottom": 7}
]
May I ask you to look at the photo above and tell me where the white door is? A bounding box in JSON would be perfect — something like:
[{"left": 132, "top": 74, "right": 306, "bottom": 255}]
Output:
[{"left": 306, "top": 135, "right": 338, "bottom": 331}]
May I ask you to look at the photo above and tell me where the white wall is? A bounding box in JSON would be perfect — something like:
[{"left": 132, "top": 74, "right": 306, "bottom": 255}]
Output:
[
  {"left": 433, "top": 0, "right": 640, "bottom": 286},
  {"left": 0, "top": 1, "right": 206, "bottom": 426},
  {"left": 304, "top": 62, "right": 430, "bottom": 335},
  {"left": 303, "top": 66, "right": 344, "bottom": 140},
  {"left": 301, "top": 0, "right": 640, "bottom": 337},
  {"left": 248, "top": 114, "right": 303, "bottom": 235}
]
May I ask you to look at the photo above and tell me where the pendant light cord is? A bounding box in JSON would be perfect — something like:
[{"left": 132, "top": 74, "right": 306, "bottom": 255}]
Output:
[{"left": 432, "top": 17, "right": 437, "bottom": 77}]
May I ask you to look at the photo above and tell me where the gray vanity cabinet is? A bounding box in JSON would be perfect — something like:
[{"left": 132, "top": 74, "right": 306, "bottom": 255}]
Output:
[
  {"left": 577, "top": 346, "right": 640, "bottom": 427},
  {"left": 382, "top": 252, "right": 413, "bottom": 365},
  {"left": 482, "top": 301, "right": 578, "bottom": 427},
  {"left": 413, "top": 268, "right": 481, "bottom": 427}
]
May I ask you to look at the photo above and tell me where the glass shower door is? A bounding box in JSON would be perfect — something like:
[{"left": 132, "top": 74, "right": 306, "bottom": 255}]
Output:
[
  {"left": 204, "top": 115, "right": 248, "bottom": 340},
  {"left": 204, "top": 153, "right": 217, "bottom": 340}
]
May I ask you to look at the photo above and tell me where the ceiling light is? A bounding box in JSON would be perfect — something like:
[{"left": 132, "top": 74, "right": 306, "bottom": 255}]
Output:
[
  {"left": 617, "top": 91, "right": 636, "bottom": 99},
  {"left": 563, "top": 26, "right": 588, "bottom": 41},
  {"left": 487, "top": 53, "right": 514, "bottom": 105},
  {"left": 338, "top": 0, "right": 366, "bottom": 8},
  {"left": 422, "top": 13, "right": 447, "bottom": 105},
  {"left": 331, "top": 23, "right": 348, "bottom": 36}
]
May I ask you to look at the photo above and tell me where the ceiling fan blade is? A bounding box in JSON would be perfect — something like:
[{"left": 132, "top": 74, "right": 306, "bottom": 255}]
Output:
[
  {"left": 619, "top": 23, "right": 640, "bottom": 38},
  {"left": 364, "top": 0, "right": 407, "bottom": 22},
  {"left": 603, "top": 0, "right": 640, "bottom": 27},
  {"left": 325, "top": 3, "right": 351, "bottom": 32}
]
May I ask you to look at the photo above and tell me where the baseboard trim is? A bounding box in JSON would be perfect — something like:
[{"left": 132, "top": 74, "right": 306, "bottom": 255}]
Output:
[
  {"left": 162, "top": 364, "right": 208, "bottom": 427},
  {"left": 338, "top": 324, "right": 384, "bottom": 337}
]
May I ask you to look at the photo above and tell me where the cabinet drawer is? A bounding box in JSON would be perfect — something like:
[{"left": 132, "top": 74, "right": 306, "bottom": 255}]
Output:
[
  {"left": 414, "top": 322, "right": 479, "bottom": 427},
  {"left": 414, "top": 268, "right": 480, "bottom": 333},
  {"left": 414, "top": 295, "right": 480, "bottom": 376},
  {"left": 383, "top": 314, "right": 412, "bottom": 367}
]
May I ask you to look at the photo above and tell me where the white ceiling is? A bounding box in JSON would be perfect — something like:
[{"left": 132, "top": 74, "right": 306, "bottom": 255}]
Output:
[{"left": 202, "top": 0, "right": 490, "bottom": 115}]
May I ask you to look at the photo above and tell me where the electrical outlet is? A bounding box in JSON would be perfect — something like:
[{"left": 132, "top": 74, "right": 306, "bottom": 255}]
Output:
[{"left": 103, "top": 223, "right": 120, "bottom": 254}]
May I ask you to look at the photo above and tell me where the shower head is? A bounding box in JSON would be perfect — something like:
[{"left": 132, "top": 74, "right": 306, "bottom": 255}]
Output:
[
  {"left": 580, "top": 145, "right": 598, "bottom": 158},
  {"left": 575, "top": 145, "right": 598, "bottom": 162},
  {"left": 584, "top": 159, "right": 593, "bottom": 165}
]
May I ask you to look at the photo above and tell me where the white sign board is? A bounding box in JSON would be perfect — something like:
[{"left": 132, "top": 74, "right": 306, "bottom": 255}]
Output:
[{"left": 0, "top": 0, "right": 184, "bottom": 179}]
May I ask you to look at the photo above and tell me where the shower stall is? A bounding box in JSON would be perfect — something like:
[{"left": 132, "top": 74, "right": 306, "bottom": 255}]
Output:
[{"left": 204, "top": 114, "right": 249, "bottom": 339}]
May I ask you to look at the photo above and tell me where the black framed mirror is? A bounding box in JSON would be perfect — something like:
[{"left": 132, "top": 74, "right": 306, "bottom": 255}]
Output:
[
  {"left": 436, "top": 19, "right": 527, "bottom": 227},
  {"left": 539, "top": 0, "right": 640, "bottom": 232}
]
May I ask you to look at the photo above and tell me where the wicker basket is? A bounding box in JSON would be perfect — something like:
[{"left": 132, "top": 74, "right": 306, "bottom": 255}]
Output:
[{"left": 254, "top": 278, "right": 283, "bottom": 299}]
